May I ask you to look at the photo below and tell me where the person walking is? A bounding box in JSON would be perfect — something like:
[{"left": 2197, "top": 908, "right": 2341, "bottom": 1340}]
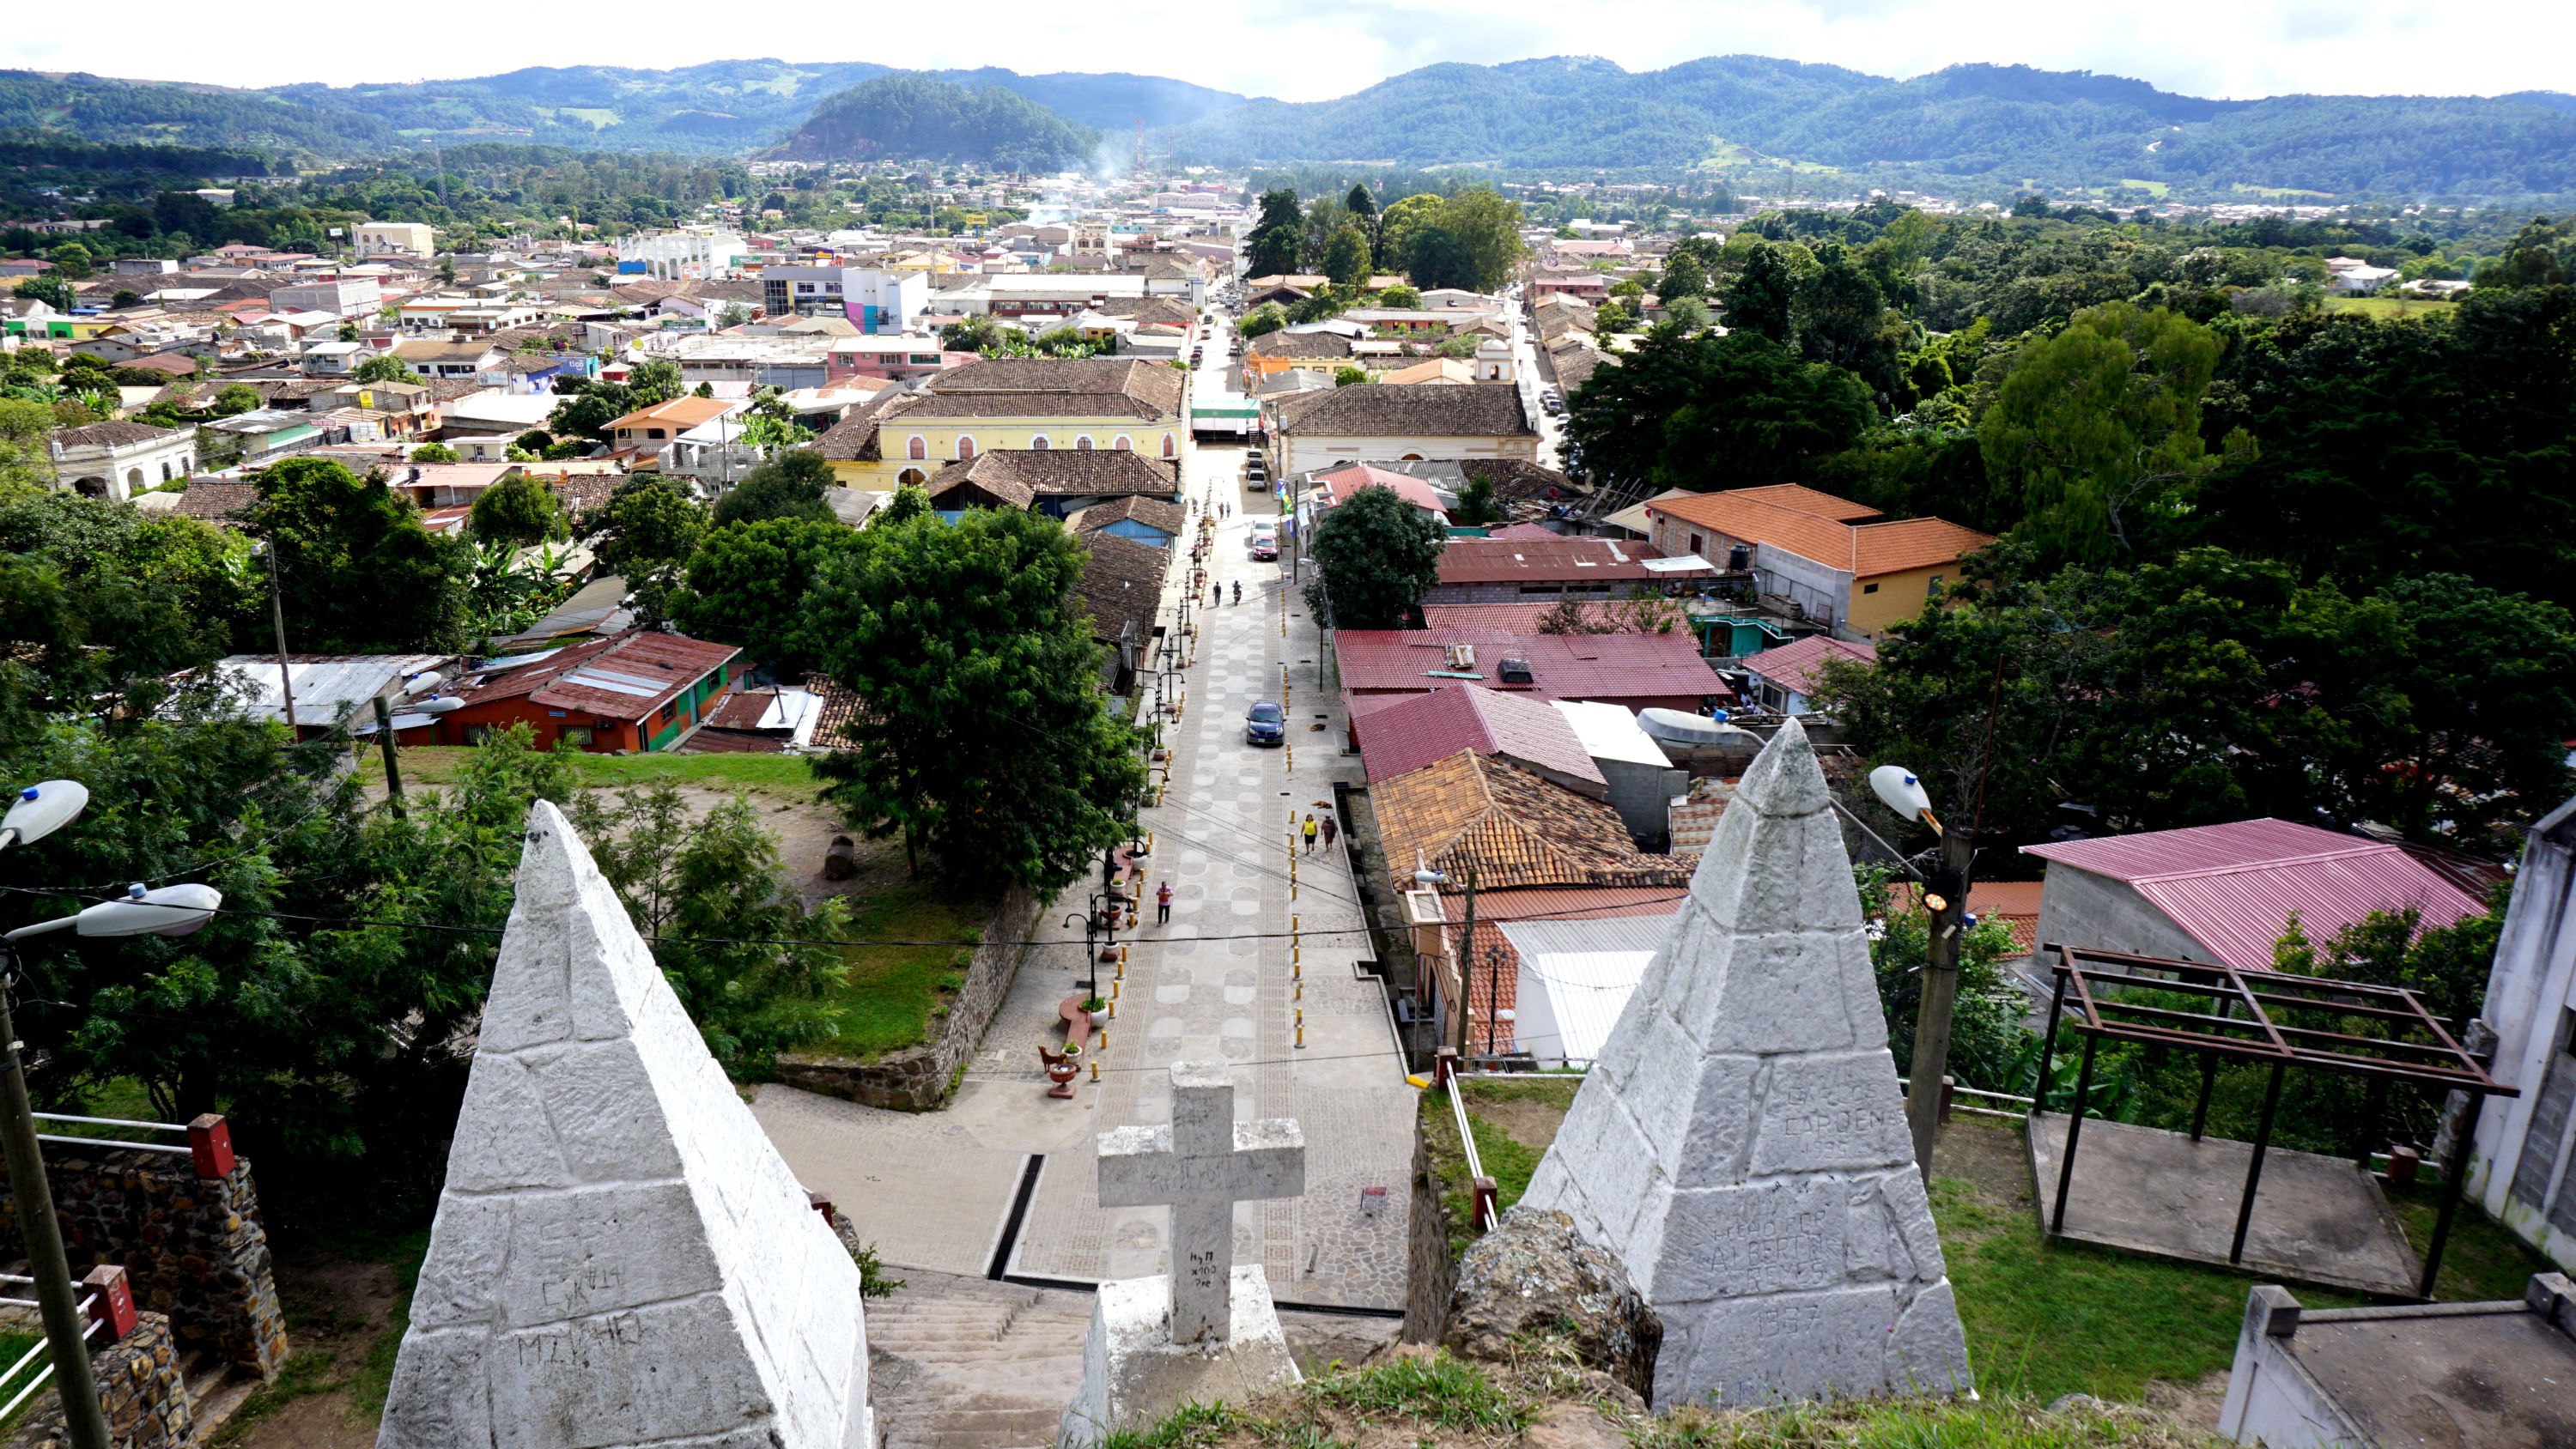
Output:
[
  {"left": 1156, "top": 881, "right": 1172, "bottom": 925},
  {"left": 1212, "top": 582, "right": 1222, "bottom": 608},
  {"left": 1321, "top": 814, "right": 1337, "bottom": 850},
  {"left": 1302, "top": 814, "right": 1318, "bottom": 853},
  {"left": 1231, "top": 580, "right": 1241, "bottom": 606}
]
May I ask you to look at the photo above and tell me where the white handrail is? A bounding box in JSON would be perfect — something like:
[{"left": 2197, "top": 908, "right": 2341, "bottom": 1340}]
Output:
[
  {"left": 1445, "top": 1079, "right": 1490, "bottom": 1230},
  {"left": 30, "top": 1113, "right": 188, "bottom": 1134},
  {"left": 0, "top": 1363, "right": 52, "bottom": 1420}
]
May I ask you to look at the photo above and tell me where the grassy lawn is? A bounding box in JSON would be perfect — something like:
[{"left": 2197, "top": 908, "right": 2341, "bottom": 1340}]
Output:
[
  {"left": 373, "top": 745, "right": 827, "bottom": 803},
  {"left": 2323, "top": 296, "right": 2454, "bottom": 321},
  {"left": 815, "top": 882, "right": 997, "bottom": 1060}
]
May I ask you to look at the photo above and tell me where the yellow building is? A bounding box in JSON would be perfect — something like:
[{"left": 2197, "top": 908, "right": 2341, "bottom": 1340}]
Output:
[
  {"left": 814, "top": 358, "right": 1186, "bottom": 489},
  {"left": 1643, "top": 484, "right": 1993, "bottom": 640}
]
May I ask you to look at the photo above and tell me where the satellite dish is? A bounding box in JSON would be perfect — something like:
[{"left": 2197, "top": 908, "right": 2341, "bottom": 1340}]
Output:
[
  {"left": 0, "top": 780, "right": 89, "bottom": 850},
  {"left": 412, "top": 696, "right": 465, "bottom": 714},
  {"left": 1868, "top": 766, "right": 1941, "bottom": 834},
  {"left": 403, "top": 671, "right": 445, "bottom": 696}
]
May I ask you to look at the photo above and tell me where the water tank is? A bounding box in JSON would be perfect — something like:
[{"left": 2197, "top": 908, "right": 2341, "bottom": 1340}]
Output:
[
  {"left": 1726, "top": 543, "right": 1751, "bottom": 572},
  {"left": 1637, "top": 708, "right": 1739, "bottom": 747}
]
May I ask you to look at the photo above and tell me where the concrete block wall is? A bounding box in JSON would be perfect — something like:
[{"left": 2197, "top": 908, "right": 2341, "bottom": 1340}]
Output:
[
  {"left": 0, "top": 1149, "right": 286, "bottom": 1379},
  {"left": 778, "top": 882, "right": 1040, "bottom": 1111}
]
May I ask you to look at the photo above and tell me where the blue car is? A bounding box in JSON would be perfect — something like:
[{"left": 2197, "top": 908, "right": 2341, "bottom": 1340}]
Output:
[{"left": 1245, "top": 700, "right": 1286, "bottom": 747}]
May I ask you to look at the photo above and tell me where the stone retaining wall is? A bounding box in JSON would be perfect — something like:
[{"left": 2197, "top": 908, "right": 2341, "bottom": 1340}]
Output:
[
  {"left": 5, "top": 1313, "right": 195, "bottom": 1449},
  {"left": 1402, "top": 1116, "right": 1460, "bottom": 1343},
  {"left": 776, "top": 882, "right": 1040, "bottom": 1112},
  {"left": 0, "top": 1149, "right": 285, "bottom": 1379}
]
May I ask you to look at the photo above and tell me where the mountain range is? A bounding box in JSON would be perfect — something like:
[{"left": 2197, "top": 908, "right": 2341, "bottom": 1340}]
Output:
[{"left": 3, "top": 56, "right": 2573, "bottom": 197}]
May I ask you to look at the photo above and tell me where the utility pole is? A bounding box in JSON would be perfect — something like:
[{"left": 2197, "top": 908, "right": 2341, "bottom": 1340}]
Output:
[
  {"left": 1450, "top": 867, "right": 1479, "bottom": 1061},
  {"left": 1902, "top": 652, "right": 2009, "bottom": 1183},
  {"left": 0, "top": 949, "right": 112, "bottom": 1449},
  {"left": 372, "top": 696, "right": 406, "bottom": 818},
  {"left": 263, "top": 542, "right": 297, "bottom": 735}
]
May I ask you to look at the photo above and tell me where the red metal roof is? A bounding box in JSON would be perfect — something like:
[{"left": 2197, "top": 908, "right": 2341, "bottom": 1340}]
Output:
[
  {"left": 2023, "top": 819, "right": 2486, "bottom": 972},
  {"left": 1334, "top": 628, "right": 1732, "bottom": 704},
  {"left": 455, "top": 630, "right": 739, "bottom": 722},
  {"left": 1356, "top": 682, "right": 1607, "bottom": 788},
  {"left": 1434, "top": 537, "right": 1704, "bottom": 585},
  {"left": 1420, "top": 602, "right": 1624, "bottom": 634},
  {"left": 1744, "top": 634, "right": 1876, "bottom": 700}
]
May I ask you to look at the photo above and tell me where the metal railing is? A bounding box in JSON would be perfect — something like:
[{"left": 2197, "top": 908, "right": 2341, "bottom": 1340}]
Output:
[
  {"left": 28, "top": 1113, "right": 193, "bottom": 1157},
  {"left": 1443, "top": 1079, "right": 1496, "bottom": 1232},
  {"left": 0, "top": 1278, "right": 104, "bottom": 1421}
]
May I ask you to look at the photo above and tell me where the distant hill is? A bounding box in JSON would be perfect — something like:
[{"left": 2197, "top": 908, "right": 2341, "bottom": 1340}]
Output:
[
  {"left": 922, "top": 68, "right": 1243, "bottom": 132},
  {"left": 1168, "top": 56, "right": 2576, "bottom": 197},
  {"left": 775, "top": 73, "right": 1099, "bottom": 170},
  {"left": 0, "top": 70, "right": 398, "bottom": 159},
  {"left": 264, "top": 59, "right": 895, "bottom": 151}
]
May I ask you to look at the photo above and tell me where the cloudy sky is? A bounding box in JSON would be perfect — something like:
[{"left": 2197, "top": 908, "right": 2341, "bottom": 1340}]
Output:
[{"left": 5, "top": 0, "right": 2568, "bottom": 102}]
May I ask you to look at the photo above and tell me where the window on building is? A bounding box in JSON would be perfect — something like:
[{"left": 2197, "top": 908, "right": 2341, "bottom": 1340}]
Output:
[
  {"left": 908, "top": 434, "right": 927, "bottom": 460},
  {"left": 1114, "top": 435, "right": 1133, "bottom": 451},
  {"left": 1075, "top": 436, "right": 1094, "bottom": 450},
  {"left": 660, "top": 701, "right": 677, "bottom": 722},
  {"left": 1161, "top": 433, "right": 1176, "bottom": 458},
  {"left": 1862, "top": 582, "right": 1879, "bottom": 594},
  {"left": 561, "top": 727, "right": 592, "bottom": 747},
  {"left": 1030, "top": 436, "right": 1050, "bottom": 450},
  {"left": 647, "top": 428, "right": 666, "bottom": 440},
  {"left": 1927, "top": 574, "right": 1945, "bottom": 596},
  {"left": 957, "top": 436, "right": 975, "bottom": 459},
  {"left": 1688, "top": 533, "right": 1704, "bottom": 555}
]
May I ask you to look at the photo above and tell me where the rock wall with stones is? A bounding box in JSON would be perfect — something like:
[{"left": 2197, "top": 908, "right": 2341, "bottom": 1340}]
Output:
[
  {"left": 1402, "top": 1118, "right": 1459, "bottom": 1343},
  {"left": 0, "top": 1149, "right": 285, "bottom": 1379},
  {"left": 4, "top": 1312, "right": 194, "bottom": 1449},
  {"left": 778, "top": 882, "right": 1040, "bottom": 1111}
]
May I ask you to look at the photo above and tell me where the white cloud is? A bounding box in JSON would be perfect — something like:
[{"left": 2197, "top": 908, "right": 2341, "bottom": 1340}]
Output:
[{"left": 2, "top": 0, "right": 2567, "bottom": 106}]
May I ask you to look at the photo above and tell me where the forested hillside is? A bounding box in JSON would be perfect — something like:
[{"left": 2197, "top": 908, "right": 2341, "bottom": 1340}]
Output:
[
  {"left": 1170, "top": 57, "right": 2576, "bottom": 196},
  {"left": 775, "top": 74, "right": 1098, "bottom": 169}
]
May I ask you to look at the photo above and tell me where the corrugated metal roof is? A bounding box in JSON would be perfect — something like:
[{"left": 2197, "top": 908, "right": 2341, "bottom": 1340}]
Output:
[
  {"left": 216, "top": 653, "right": 447, "bottom": 726},
  {"left": 1504, "top": 916, "right": 1669, "bottom": 1066},
  {"left": 2024, "top": 819, "right": 2487, "bottom": 972},
  {"left": 1550, "top": 699, "right": 1671, "bottom": 769},
  {"left": 1355, "top": 683, "right": 1605, "bottom": 787},
  {"left": 1335, "top": 628, "right": 1732, "bottom": 704}
]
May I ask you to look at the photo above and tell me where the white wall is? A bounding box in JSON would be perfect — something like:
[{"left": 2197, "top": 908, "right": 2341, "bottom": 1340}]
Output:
[{"left": 2473, "top": 796, "right": 2576, "bottom": 1274}]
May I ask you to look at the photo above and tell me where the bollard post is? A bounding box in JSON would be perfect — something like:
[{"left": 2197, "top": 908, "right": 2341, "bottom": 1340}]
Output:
[
  {"left": 187, "top": 1113, "right": 235, "bottom": 1179},
  {"left": 1090, "top": 1060, "right": 1100, "bottom": 1082}
]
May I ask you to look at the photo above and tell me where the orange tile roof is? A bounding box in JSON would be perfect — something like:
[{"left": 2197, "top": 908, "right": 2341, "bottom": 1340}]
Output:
[
  {"left": 1648, "top": 490, "right": 1992, "bottom": 580},
  {"left": 1373, "top": 750, "right": 1694, "bottom": 896},
  {"left": 1717, "top": 483, "right": 1883, "bottom": 523}
]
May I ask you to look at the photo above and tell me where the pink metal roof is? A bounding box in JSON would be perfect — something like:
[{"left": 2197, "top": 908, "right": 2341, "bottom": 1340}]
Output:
[
  {"left": 1744, "top": 634, "right": 1876, "bottom": 700},
  {"left": 1435, "top": 537, "right": 1697, "bottom": 585},
  {"left": 1313, "top": 464, "right": 1446, "bottom": 515},
  {"left": 1334, "top": 628, "right": 1732, "bottom": 704},
  {"left": 2023, "top": 818, "right": 2487, "bottom": 972},
  {"left": 1356, "top": 682, "right": 1607, "bottom": 787}
]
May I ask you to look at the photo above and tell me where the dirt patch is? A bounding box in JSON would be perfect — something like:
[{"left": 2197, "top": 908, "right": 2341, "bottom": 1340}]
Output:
[
  {"left": 1930, "top": 1116, "right": 2036, "bottom": 1215},
  {"left": 1469, "top": 1096, "right": 1569, "bottom": 1154},
  {"left": 217, "top": 1251, "right": 409, "bottom": 1449}
]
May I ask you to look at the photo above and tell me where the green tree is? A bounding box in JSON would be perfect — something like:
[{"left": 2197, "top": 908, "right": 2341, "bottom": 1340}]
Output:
[
  {"left": 546, "top": 379, "right": 639, "bottom": 447},
  {"left": 13, "top": 276, "right": 75, "bottom": 312},
  {"left": 567, "top": 785, "right": 852, "bottom": 1074},
  {"left": 1564, "top": 327, "right": 1871, "bottom": 494},
  {"left": 210, "top": 384, "right": 260, "bottom": 417},
  {"left": 1376, "top": 192, "right": 1444, "bottom": 274},
  {"left": 467, "top": 471, "right": 569, "bottom": 547},
  {"left": 1794, "top": 244, "right": 1900, "bottom": 389},
  {"left": 939, "top": 315, "right": 1005, "bottom": 353},
  {"left": 410, "top": 442, "right": 459, "bottom": 463},
  {"left": 1303, "top": 483, "right": 1444, "bottom": 629},
  {"left": 1245, "top": 188, "right": 1304, "bottom": 278},
  {"left": 0, "top": 399, "right": 57, "bottom": 502},
  {"left": 1720, "top": 243, "right": 1799, "bottom": 345},
  {"left": 47, "top": 243, "right": 92, "bottom": 279},
  {"left": 0, "top": 492, "right": 250, "bottom": 720},
  {"left": 629, "top": 357, "right": 683, "bottom": 405},
  {"left": 248, "top": 457, "right": 470, "bottom": 652},
  {"left": 1658, "top": 250, "right": 1709, "bottom": 302},
  {"left": 1452, "top": 476, "right": 1500, "bottom": 526},
  {"left": 586, "top": 476, "right": 708, "bottom": 626},
  {"left": 1333, "top": 365, "right": 1367, "bottom": 388},
  {"left": 1377, "top": 283, "right": 1421, "bottom": 308},
  {"left": 352, "top": 353, "right": 412, "bottom": 385},
  {"left": 1402, "top": 188, "right": 1527, "bottom": 293},
  {"left": 1237, "top": 303, "right": 1288, "bottom": 340},
  {"left": 1321, "top": 223, "right": 1371, "bottom": 289},
  {"left": 1982, "top": 302, "right": 2237, "bottom": 564},
  {"left": 805, "top": 506, "right": 1146, "bottom": 888},
  {"left": 734, "top": 389, "right": 816, "bottom": 457},
  {"left": 668, "top": 514, "right": 862, "bottom": 669},
  {"left": 875, "top": 482, "right": 931, "bottom": 526},
  {"left": 1345, "top": 181, "right": 1380, "bottom": 255},
  {"left": 711, "top": 448, "right": 837, "bottom": 529}
]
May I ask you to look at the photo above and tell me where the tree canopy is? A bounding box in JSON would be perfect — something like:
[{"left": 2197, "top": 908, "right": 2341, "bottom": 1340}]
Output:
[{"left": 1303, "top": 484, "right": 1445, "bottom": 630}]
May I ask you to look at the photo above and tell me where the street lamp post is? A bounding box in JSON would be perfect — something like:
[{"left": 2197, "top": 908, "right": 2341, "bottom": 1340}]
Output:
[
  {"left": 1415, "top": 866, "right": 1477, "bottom": 1062},
  {"left": 0, "top": 782, "right": 223, "bottom": 1449},
  {"left": 255, "top": 541, "right": 296, "bottom": 735}
]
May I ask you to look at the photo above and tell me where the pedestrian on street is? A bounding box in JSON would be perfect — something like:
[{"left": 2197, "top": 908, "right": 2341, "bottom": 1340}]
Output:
[
  {"left": 1212, "top": 583, "right": 1222, "bottom": 607},
  {"left": 1302, "top": 814, "right": 1318, "bottom": 853},
  {"left": 1231, "top": 580, "right": 1241, "bottom": 605},
  {"left": 1156, "top": 881, "right": 1172, "bottom": 925},
  {"left": 1321, "top": 814, "right": 1337, "bottom": 850}
]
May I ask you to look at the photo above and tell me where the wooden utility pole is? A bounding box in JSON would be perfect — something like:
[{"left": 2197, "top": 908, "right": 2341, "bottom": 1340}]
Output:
[
  {"left": 1903, "top": 652, "right": 2009, "bottom": 1183},
  {"left": 1450, "top": 867, "right": 1479, "bottom": 1060}
]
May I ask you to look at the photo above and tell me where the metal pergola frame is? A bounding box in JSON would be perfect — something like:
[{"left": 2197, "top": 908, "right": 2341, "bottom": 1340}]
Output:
[{"left": 2033, "top": 943, "right": 2518, "bottom": 1300}]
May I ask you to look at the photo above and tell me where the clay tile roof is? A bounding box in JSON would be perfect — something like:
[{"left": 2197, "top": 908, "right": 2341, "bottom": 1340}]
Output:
[
  {"left": 173, "top": 479, "right": 258, "bottom": 525},
  {"left": 908, "top": 357, "right": 1184, "bottom": 422},
  {"left": 933, "top": 449, "right": 1178, "bottom": 498},
  {"left": 52, "top": 419, "right": 182, "bottom": 450},
  {"left": 1373, "top": 751, "right": 1691, "bottom": 894},
  {"left": 1072, "top": 530, "right": 1170, "bottom": 644},
  {"left": 1357, "top": 682, "right": 1606, "bottom": 788},
  {"left": 1276, "top": 382, "right": 1532, "bottom": 439},
  {"left": 1072, "top": 494, "right": 1185, "bottom": 536},
  {"left": 1647, "top": 488, "right": 1991, "bottom": 580}
]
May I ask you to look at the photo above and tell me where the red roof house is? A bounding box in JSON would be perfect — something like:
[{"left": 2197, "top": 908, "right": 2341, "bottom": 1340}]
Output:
[
  {"left": 397, "top": 629, "right": 746, "bottom": 755},
  {"left": 2021, "top": 818, "right": 2488, "bottom": 973},
  {"left": 1354, "top": 682, "right": 1607, "bottom": 791},
  {"left": 1334, "top": 629, "right": 1730, "bottom": 719}
]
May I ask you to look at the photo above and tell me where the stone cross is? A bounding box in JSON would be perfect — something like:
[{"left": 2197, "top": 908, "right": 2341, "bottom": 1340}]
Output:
[{"left": 1097, "top": 1063, "right": 1305, "bottom": 1344}]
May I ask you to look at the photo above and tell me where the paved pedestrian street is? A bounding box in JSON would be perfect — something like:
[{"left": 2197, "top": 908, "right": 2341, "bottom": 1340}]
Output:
[{"left": 754, "top": 462, "right": 1416, "bottom": 1318}]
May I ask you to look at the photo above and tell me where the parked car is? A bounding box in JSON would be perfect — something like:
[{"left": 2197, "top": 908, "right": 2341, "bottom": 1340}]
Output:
[
  {"left": 1244, "top": 699, "right": 1286, "bottom": 746},
  {"left": 1249, "top": 524, "right": 1279, "bottom": 561}
]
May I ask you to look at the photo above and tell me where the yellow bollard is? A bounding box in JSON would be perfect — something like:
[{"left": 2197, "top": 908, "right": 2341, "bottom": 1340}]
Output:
[
  {"left": 1110, "top": 977, "right": 1121, "bottom": 997},
  {"left": 1295, "top": 979, "right": 1303, "bottom": 1001},
  {"left": 1107, "top": 999, "right": 1116, "bottom": 1018},
  {"left": 1097, "top": 1029, "right": 1109, "bottom": 1051},
  {"left": 1091, "top": 1060, "right": 1101, "bottom": 1082},
  {"left": 1296, "top": 1021, "right": 1305, "bottom": 1049},
  {"left": 1120, "top": 943, "right": 1130, "bottom": 962}
]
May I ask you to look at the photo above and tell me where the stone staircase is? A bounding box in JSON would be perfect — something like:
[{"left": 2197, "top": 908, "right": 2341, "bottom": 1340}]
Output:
[{"left": 866, "top": 1272, "right": 1095, "bottom": 1449}]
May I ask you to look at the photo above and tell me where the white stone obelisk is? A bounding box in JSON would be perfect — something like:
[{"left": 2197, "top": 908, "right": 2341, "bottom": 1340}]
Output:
[
  {"left": 379, "top": 800, "right": 874, "bottom": 1449},
  {"left": 1522, "top": 717, "right": 1972, "bottom": 1410},
  {"left": 1059, "top": 1063, "right": 1304, "bottom": 1449}
]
